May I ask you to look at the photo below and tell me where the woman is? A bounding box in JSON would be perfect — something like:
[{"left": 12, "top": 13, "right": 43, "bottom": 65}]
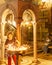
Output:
[{"left": 5, "top": 32, "right": 17, "bottom": 65}]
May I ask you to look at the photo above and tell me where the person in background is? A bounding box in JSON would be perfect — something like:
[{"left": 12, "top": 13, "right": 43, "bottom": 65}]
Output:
[{"left": 42, "top": 36, "right": 50, "bottom": 54}]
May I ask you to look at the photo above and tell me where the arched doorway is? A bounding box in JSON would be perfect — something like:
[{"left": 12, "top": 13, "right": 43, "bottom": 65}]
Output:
[
  {"left": 0, "top": 8, "right": 16, "bottom": 64},
  {"left": 20, "top": 9, "right": 37, "bottom": 63},
  {"left": 2, "top": 9, "right": 16, "bottom": 41}
]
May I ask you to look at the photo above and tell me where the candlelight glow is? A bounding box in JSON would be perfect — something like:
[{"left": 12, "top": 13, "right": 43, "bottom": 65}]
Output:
[
  {"left": 42, "top": 0, "right": 46, "bottom": 2},
  {"left": 7, "top": 44, "right": 16, "bottom": 51},
  {"left": 12, "top": 21, "right": 16, "bottom": 27},
  {"left": 50, "top": 0, "right": 52, "bottom": 4},
  {"left": 7, "top": 44, "right": 28, "bottom": 52},
  {"left": 40, "top": 0, "right": 51, "bottom": 9},
  {"left": 42, "top": 0, "right": 49, "bottom": 3},
  {"left": 25, "top": 21, "right": 29, "bottom": 25},
  {"left": 21, "top": 21, "right": 30, "bottom": 27},
  {"left": 17, "top": 46, "right": 27, "bottom": 51}
]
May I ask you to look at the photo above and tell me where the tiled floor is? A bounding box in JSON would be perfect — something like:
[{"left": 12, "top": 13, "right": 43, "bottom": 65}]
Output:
[
  {"left": 21, "top": 56, "right": 52, "bottom": 65},
  {"left": 5, "top": 52, "right": 52, "bottom": 65},
  {"left": 21, "top": 52, "right": 52, "bottom": 65},
  {"left": 37, "top": 52, "right": 52, "bottom": 60}
]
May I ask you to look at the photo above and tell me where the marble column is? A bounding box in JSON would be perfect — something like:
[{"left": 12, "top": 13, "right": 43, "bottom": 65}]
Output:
[
  {"left": 33, "top": 22, "right": 37, "bottom": 64},
  {"left": 0, "top": 22, "right": 6, "bottom": 65},
  {"left": 17, "top": 23, "right": 21, "bottom": 46}
]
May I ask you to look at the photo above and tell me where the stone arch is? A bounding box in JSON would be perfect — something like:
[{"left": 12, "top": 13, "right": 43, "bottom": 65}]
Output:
[
  {"left": 0, "top": 3, "right": 18, "bottom": 39},
  {"left": 22, "top": 9, "right": 36, "bottom": 22},
  {"left": 20, "top": 9, "right": 37, "bottom": 61},
  {"left": 18, "top": 4, "right": 39, "bottom": 22},
  {"left": 1, "top": 8, "right": 17, "bottom": 39},
  {"left": 0, "top": 2, "right": 18, "bottom": 64},
  {"left": 2, "top": 9, "right": 14, "bottom": 23},
  {"left": 0, "top": 4, "right": 17, "bottom": 22}
]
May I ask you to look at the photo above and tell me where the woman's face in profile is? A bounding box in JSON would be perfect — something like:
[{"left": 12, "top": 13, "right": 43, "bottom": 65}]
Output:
[{"left": 8, "top": 34, "right": 13, "bottom": 40}]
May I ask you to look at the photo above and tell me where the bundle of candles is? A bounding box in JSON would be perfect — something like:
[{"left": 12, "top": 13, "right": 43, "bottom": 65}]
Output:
[
  {"left": 16, "top": 46, "right": 27, "bottom": 51},
  {"left": 6, "top": 44, "right": 28, "bottom": 52},
  {"left": 7, "top": 44, "right": 16, "bottom": 51}
]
